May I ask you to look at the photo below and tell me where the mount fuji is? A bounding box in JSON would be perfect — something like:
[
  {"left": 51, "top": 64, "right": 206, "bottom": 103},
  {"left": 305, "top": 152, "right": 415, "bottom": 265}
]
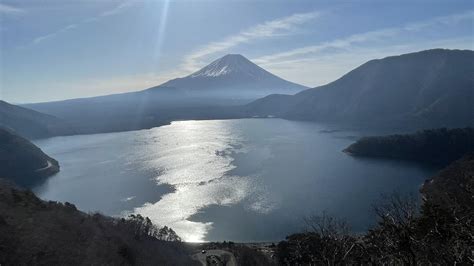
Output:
[
  {"left": 145, "top": 54, "right": 307, "bottom": 98},
  {"left": 24, "top": 54, "right": 305, "bottom": 134}
]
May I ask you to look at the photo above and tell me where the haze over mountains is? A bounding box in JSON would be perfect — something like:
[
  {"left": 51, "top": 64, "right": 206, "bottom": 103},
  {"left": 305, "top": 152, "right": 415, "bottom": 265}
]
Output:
[
  {"left": 0, "top": 100, "right": 74, "bottom": 139},
  {"left": 22, "top": 54, "right": 306, "bottom": 134},
  {"left": 26, "top": 54, "right": 306, "bottom": 108},
  {"left": 247, "top": 49, "right": 474, "bottom": 129},
  {"left": 1, "top": 49, "right": 472, "bottom": 138}
]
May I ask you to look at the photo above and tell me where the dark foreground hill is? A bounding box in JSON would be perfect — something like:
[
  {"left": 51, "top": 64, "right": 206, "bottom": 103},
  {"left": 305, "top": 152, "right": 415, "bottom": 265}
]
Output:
[
  {"left": 0, "top": 100, "right": 75, "bottom": 139},
  {"left": 420, "top": 153, "right": 474, "bottom": 212},
  {"left": 247, "top": 49, "right": 474, "bottom": 129},
  {"left": 344, "top": 127, "right": 474, "bottom": 165},
  {"left": 0, "top": 180, "right": 197, "bottom": 265},
  {"left": 0, "top": 128, "right": 59, "bottom": 187}
]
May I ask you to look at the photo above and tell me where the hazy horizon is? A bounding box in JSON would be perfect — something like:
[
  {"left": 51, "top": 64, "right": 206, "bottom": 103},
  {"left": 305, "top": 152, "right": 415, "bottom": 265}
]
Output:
[{"left": 1, "top": 0, "right": 473, "bottom": 103}]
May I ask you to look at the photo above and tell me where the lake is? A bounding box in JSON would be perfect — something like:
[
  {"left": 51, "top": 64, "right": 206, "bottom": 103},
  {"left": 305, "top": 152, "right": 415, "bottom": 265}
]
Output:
[{"left": 33, "top": 119, "right": 436, "bottom": 242}]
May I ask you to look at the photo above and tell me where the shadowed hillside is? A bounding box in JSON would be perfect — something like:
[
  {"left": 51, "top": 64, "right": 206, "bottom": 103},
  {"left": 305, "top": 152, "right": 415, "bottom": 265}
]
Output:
[
  {"left": 0, "top": 128, "right": 59, "bottom": 187},
  {"left": 247, "top": 49, "right": 474, "bottom": 129},
  {"left": 0, "top": 100, "right": 75, "bottom": 139},
  {"left": 0, "top": 181, "right": 197, "bottom": 265}
]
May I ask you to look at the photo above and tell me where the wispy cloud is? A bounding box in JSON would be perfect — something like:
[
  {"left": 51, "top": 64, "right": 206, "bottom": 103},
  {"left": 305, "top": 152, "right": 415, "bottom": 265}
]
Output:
[
  {"left": 181, "top": 11, "right": 321, "bottom": 72},
  {"left": 32, "top": 1, "right": 135, "bottom": 45},
  {"left": 99, "top": 1, "right": 134, "bottom": 17},
  {"left": 261, "top": 37, "right": 474, "bottom": 87},
  {"left": 0, "top": 3, "right": 24, "bottom": 14},
  {"left": 254, "top": 10, "right": 474, "bottom": 65},
  {"left": 33, "top": 23, "right": 79, "bottom": 44}
]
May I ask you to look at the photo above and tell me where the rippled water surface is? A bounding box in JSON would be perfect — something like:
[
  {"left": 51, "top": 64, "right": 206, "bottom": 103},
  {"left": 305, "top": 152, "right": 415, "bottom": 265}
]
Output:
[{"left": 33, "top": 119, "right": 436, "bottom": 242}]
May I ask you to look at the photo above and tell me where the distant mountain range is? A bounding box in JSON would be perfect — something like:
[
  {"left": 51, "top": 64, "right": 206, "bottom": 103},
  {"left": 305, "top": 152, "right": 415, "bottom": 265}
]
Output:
[
  {"left": 25, "top": 54, "right": 306, "bottom": 111},
  {"left": 0, "top": 128, "right": 59, "bottom": 187},
  {"left": 0, "top": 100, "right": 75, "bottom": 139},
  {"left": 247, "top": 49, "right": 474, "bottom": 129},
  {"left": 22, "top": 54, "right": 306, "bottom": 134},
  {"left": 6, "top": 48, "right": 473, "bottom": 137}
]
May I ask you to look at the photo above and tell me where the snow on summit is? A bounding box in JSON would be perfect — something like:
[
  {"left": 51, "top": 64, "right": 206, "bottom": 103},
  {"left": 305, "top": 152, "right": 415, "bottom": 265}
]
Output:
[
  {"left": 154, "top": 53, "right": 308, "bottom": 97},
  {"left": 189, "top": 54, "right": 270, "bottom": 78}
]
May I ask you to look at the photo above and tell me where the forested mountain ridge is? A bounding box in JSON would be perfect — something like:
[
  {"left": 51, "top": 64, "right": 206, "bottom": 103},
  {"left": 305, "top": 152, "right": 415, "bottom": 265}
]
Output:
[{"left": 247, "top": 49, "right": 474, "bottom": 129}]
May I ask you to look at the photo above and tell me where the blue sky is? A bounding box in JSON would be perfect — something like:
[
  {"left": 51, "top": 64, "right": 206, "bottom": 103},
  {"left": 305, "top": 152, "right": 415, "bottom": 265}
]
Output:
[{"left": 1, "top": 0, "right": 473, "bottom": 103}]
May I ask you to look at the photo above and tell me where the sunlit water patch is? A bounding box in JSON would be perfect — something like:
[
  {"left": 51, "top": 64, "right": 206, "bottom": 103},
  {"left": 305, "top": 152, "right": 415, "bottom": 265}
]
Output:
[
  {"left": 129, "top": 120, "right": 255, "bottom": 242},
  {"left": 33, "top": 119, "right": 436, "bottom": 242}
]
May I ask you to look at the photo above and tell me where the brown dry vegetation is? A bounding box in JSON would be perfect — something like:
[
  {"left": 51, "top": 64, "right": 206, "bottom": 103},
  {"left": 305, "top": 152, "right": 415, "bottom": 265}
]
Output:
[{"left": 0, "top": 180, "right": 198, "bottom": 265}]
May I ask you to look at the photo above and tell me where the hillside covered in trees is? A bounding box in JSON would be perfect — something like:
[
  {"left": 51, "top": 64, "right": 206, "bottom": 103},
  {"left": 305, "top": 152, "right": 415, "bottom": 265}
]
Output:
[
  {"left": 246, "top": 49, "right": 474, "bottom": 129},
  {"left": 0, "top": 128, "right": 60, "bottom": 187},
  {"left": 344, "top": 127, "right": 474, "bottom": 165},
  {"left": 0, "top": 180, "right": 196, "bottom": 265}
]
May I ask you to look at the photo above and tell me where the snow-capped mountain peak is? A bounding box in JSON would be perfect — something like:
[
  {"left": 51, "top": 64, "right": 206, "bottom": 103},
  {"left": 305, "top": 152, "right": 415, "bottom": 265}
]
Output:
[
  {"left": 153, "top": 53, "right": 308, "bottom": 97},
  {"left": 189, "top": 54, "right": 269, "bottom": 78},
  {"left": 191, "top": 65, "right": 230, "bottom": 77}
]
